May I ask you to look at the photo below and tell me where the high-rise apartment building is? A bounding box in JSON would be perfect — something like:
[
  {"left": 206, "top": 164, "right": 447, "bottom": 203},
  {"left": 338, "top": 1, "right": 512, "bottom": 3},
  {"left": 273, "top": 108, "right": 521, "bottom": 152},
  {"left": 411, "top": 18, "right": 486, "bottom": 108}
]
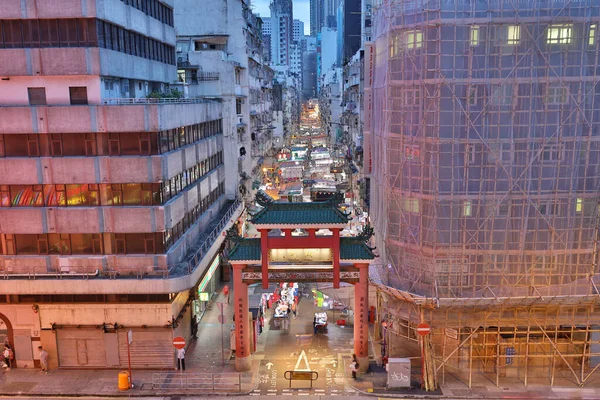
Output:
[
  {"left": 293, "top": 19, "right": 305, "bottom": 43},
  {"left": 367, "top": 0, "right": 600, "bottom": 386},
  {"left": 261, "top": 17, "right": 273, "bottom": 63},
  {"left": 269, "top": 0, "right": 293, "bottom": 66},
  {"left": 175, "top": 0, "right": 274, "bottom": 204},
  {"left": 336, "top": 0, "right": 361, "bottom": 65},
  {"left": 310, "top": 0, "right": 324, "bottom": 37},
  {"left": 0, "top": 0, "right": 241, "bottom": 370}
]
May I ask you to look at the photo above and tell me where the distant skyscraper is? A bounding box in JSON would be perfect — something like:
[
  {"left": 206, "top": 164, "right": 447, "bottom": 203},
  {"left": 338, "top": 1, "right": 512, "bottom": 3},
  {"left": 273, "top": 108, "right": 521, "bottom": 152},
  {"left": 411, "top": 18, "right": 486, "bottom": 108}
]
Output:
[
  {"left": 310, "top": 0, "right": 324, "bottom": 36},
  {"left": 270, "top": 0, "right": 294, "bottom": 65},
  {"left": 293, "top": 19, "right": 304, "bottom": 42},
  {"left": 324, "top": 0, "right": 340, "bottom": 28},
  {"left": 262, "top": 17, "right": 272, "bottom": 63},
  {"left": 337, "top": 0, "right": 360, "bottom": 64}
]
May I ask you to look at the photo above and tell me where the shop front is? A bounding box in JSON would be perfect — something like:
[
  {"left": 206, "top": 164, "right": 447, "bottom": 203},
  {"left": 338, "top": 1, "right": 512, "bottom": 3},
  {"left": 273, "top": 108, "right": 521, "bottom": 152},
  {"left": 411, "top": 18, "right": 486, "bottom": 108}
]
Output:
[{"left": 193, "top": 255, "right": 222, "bottom": 321}]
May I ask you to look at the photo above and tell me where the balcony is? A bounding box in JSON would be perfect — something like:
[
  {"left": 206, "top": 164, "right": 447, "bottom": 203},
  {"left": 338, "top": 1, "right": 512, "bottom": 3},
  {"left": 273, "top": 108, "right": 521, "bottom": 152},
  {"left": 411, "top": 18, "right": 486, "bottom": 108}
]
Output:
[
  {"left": 0, "top": 100, "right": 222, "bottom": 134},
  {"left": 0, "top": 198, "right": 242, "bottom": 294}
]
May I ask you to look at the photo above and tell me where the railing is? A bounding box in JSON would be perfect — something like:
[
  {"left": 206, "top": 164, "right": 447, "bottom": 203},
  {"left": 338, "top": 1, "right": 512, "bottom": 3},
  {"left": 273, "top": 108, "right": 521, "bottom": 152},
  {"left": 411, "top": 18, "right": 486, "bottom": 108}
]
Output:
[
  {"left": 151, "top": 372, "right": 243, "bottom": 391},
  {"left": 0, "top": 199, "right": 242, "bottom": 280},
  {"left": 166, "top": 197, "right": 241, "bottom": 277},
  {"left": 197, "top": 72, "right": 219, "bottom": 81},
  {"left": 102, "top": 97, "right": 217, "bottom": 105}
]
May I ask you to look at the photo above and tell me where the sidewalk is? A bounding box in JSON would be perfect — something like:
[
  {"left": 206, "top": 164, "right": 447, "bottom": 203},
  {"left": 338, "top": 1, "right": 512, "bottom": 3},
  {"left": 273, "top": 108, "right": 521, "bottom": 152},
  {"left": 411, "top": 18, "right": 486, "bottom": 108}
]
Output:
[
  {"left": 343, "top": 328, "right": 600, "bottom": 399},
  {"left": 0, "top": 287, "right": 259, "bottom": 398}
]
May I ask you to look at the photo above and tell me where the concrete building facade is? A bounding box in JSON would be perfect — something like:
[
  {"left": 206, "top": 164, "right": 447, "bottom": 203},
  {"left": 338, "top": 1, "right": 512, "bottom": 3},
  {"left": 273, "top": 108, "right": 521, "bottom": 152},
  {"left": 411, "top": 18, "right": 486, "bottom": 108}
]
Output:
[
  {"left": 367, "top": 0, "right": 600, "bottom": 387},
  {"left": 269, "top": 0, "right": 293, "bottom": 66},
  {"left": 0, "top": 0, "right": 241, "bottom": 370},
  {"left": 174, "top": 0, "right": 274, "bottom": 204}
]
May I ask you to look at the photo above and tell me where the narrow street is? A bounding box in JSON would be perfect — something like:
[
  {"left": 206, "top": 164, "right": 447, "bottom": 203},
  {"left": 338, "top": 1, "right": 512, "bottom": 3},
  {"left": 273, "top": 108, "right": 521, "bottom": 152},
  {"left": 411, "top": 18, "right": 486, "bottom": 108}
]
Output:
[{"left": 251, "top": 285, "right": 358, "bottom": 396}]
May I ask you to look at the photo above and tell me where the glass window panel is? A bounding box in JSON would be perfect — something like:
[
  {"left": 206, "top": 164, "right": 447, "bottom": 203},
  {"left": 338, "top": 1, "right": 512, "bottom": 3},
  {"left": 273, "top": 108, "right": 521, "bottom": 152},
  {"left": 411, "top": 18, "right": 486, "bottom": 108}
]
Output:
[
  {"left": 120, "top": 133, "right": 140, "bottom": 155},
  {"left": 10, "top": 185, "right": 39, "bottom": 206},
  {"left": 125, "top": 233, "right": 146, "bottom": 254},
  {"left": 22, "top": 19, "right": 40, "bottom": 47},
  {"left": 4, "top": 134, "right": 29, "bottom": 156},
  {"left": 66, "top": 184, "right": 91, "bottom": 206},
  {"left": 123, "top": 183, "right": 142, "bottom": 205},
  {"left": 70, "top": 234, "right": 95, "bottom": 254},
  {"left": 15, "top": 234, "right": 38, "bottom": 254}
]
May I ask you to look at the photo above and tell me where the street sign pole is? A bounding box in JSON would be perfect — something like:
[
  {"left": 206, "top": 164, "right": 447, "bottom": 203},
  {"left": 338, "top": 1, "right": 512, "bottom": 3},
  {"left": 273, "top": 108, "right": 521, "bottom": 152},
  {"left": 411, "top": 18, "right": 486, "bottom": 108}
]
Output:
[
  {"left": 221, "top": 304, "right": 225, "bottom": 366},
  {"left": 416, "top": 322, "right": 431, "bottom": 390},
  {"left": 127, "top": 329, "right": 133, "bottom": 389},
  {"left": 217, "top": 302, "right": 226, "bottom": 366}
]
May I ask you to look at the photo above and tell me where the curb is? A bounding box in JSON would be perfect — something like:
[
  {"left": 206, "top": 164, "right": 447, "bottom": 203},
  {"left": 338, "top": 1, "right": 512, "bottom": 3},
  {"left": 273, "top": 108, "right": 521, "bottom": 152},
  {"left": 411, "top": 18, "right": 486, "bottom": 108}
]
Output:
[{"left": 0, "top": 363, "right": 261, "bottom": 398}]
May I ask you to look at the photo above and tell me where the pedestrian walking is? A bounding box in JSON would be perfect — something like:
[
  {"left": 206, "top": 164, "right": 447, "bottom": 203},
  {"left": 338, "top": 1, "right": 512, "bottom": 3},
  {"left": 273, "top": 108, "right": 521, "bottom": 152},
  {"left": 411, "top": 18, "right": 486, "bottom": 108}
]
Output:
[
  {"left": 349, "top": 354, "right": 359, "bottom": 380},
  {"left": 38, "top": 346, "right": 48, "bottom": 373},
  {"left": 3, "top": 344, "right": 13, "bottom": 371},
  {"left": 291, "top": 301, "right": 297, "bottom": 319},
  {"left": 313, "top": 316, "right": 318, "bottom": 335},
  {"left": 191, "top": 315, "right": 199, "bottom": 339},
  {"left": 177, "top": 347, "right": 186, "bottom": 371}
]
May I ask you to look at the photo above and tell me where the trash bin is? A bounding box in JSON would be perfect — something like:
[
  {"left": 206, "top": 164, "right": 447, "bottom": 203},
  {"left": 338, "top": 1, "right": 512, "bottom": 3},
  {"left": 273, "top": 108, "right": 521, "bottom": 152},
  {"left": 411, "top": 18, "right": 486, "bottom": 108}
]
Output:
[
  {"left": 118, "top": 371, "right": 131, "bottom": 391},
  {"left": 386, "top": 358, "right": 411, "bottom": 388}
]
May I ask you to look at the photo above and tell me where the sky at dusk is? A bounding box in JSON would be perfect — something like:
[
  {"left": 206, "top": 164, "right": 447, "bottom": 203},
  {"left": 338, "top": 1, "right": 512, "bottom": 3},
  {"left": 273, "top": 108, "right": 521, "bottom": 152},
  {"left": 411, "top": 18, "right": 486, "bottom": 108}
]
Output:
[{"left": 251, "top": 0, "right": 311, "bottom": 35}]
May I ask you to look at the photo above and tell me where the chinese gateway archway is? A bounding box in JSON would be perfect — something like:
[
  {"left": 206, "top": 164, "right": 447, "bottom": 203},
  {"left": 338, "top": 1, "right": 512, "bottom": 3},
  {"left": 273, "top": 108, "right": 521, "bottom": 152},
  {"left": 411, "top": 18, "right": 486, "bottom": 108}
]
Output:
[{"left": 228, "top": 193, "right": 375, "bottom": 372}]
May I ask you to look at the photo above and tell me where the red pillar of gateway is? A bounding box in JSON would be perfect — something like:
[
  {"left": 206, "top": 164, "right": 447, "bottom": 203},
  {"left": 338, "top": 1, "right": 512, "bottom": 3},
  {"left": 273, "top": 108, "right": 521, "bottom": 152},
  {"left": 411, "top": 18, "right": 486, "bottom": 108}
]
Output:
[
  {"left": 354, "top": 262, "right": 370, "bottom": 372},
  {"left": 232, "top": 264, "right": 251, "bottom": 371},
  {"left": 259, "top": 229, "right": 269, "bottom": 289},
  {"left": 332, "top": 229, "right": 341, "bottom": 288}
]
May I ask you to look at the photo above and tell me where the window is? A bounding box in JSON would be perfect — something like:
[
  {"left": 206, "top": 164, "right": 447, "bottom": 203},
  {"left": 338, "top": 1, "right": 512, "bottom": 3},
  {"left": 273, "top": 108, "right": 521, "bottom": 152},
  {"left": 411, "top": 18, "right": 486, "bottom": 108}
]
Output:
[
  {"left": 533, "top": 255, "right": 557, "bottom": 270},
  {"left": 576, "top": 198, "right": 583, "bottom": 213},
  {"left": 404, "top": 88, "right": 420, "bottom": 106},
  {"left": 541, "top": 145, "right": 561, "bottom": 162},
  {"left": 546, "top": 84, "right": 568, "bottom": 105},
  {"left": 467, "top": 86, "right": 477, "bottom": 106},
  {"left": 490, "top": 85, "right": 513, "bottom": 106},
  {"left": 27, "top": 88, "right": 46, "bottom": 106},
  {"left": 498, "top": 202, "right": 509, "bottom": 216},
  {"left": 539, "top": 202, "right": 559, "bottom": 216},
  {"left": 470, "top": 25, "right": 480, "bottom": 46},
  {"left": 69, "top": 87, "right": 88, "bottom": 105},
  {"left": 404, "top": 30, "right": 422, "bottom": 49},
  {"left": 507, "top": 25, "right": 520, "bottom": 45},
  {"left": 235, "top": 69, "right": 241, "bottom": 84},
  {"left": 403, "top": 198, "right": 420, "bottom": 213},
  {"left": 589, "top": 24, "right": 597, "bottom": 46},
  {"left": 236, "top": 98, "right": 243, "bottom": 115},
  {"left": 404, "top": 145, "right": 420, "bottom": 161},
  {"left": 547, "top": 24, "right": 573, "bottom": 44},
  {"left": 465, "top": 144, "right": 476, "bottom": 163},
  {"left": 463, "top": 201, "right": 472, "bottom": 217},
  {"left": 500, "top": 143, "right": 512, "bottom": 162}
]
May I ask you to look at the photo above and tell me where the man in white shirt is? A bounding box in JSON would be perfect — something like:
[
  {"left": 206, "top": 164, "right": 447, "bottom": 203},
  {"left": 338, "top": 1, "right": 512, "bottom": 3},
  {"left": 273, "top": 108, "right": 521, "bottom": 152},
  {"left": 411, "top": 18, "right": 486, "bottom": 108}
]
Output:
[{"left": 177, "top": 347, "right": 186, "bottom": 371}]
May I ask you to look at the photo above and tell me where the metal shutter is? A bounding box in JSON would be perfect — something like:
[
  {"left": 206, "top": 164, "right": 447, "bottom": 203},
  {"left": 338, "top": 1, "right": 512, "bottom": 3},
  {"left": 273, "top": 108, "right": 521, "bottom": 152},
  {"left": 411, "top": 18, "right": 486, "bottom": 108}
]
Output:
[
  {"left": 118, "top": 329, "right": 173, "bottom": 369},
  {"left": 56, "top": 329, "right": 106, "bottom": 367}
]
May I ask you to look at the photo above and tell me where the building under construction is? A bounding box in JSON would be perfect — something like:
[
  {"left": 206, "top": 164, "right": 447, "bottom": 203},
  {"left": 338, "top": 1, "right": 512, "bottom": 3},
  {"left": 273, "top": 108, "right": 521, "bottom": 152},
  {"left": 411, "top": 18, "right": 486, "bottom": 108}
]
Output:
[{"left": 366, "top": 0, "right": 600, "bottom": 388}]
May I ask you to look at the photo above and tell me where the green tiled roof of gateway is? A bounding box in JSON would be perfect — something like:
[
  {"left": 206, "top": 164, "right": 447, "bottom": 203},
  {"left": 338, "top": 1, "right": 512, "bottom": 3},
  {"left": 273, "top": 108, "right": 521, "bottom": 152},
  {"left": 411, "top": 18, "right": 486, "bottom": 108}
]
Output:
[
  {"left": 250, "top": 201, "right": 351, "bottom": 225},
  {"left": 228, "top": 238, "right": 375, "bottom": 261},
  {"left": 228, "top": 239, "right": 261, "bottom": 261},
  {"left": 340, "top": 238, "right": 376, "bottom": 260}
]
